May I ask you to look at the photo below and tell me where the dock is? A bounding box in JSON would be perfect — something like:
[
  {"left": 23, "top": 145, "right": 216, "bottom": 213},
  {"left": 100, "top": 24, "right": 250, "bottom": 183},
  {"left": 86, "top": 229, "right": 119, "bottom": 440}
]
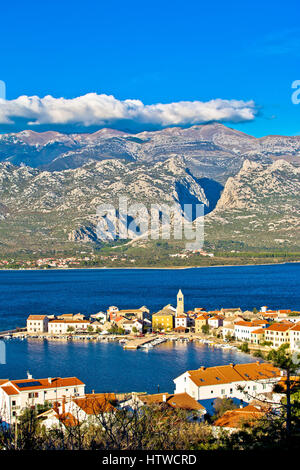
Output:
[{"left": 123, "top": 336, "right": 160, "bottom": 350}]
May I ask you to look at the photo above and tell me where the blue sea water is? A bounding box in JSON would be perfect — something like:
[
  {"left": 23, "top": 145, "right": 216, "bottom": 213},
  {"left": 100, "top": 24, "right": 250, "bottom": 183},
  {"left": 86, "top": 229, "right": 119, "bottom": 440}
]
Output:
[
  {"left": 0, "top": 263, "right": 299, "bottom": 331},
  {"left": 1, "top": 340, "right": 260, "bottom": 394},
  {"left": 0, "top": 263, "right": 299, "bottom": 393}
]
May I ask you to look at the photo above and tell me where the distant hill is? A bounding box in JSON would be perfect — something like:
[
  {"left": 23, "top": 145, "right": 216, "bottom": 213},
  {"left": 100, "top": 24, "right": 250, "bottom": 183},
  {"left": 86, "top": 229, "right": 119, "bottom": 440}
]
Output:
[{"left": 1, "top": 124, "right": 300, "bottom": 183}]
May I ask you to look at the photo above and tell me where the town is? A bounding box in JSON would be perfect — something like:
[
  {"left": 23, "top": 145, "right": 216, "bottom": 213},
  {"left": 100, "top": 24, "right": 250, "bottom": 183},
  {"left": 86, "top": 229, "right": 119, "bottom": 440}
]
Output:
[
  {"left": 0, "top": 289, "right": 299, "bottom": 440},
  {"left": 12, "top": 289, "right": 300, "bottom": 353}
]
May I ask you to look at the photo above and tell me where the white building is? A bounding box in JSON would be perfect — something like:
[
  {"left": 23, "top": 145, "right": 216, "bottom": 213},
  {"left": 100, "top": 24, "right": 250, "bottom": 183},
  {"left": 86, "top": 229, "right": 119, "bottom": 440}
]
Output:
[
  {"left": 175, "top": 315, "right": 188, "bottom": 329},
  {"left": 90, "top": 311, "right": 107, "bottom": 323},
  {"left": 122, "top": 319, "right": 143, "bottom": 334},
  {"left": 0, "top": 375, "right": 85, "bottom": 425},
  {"left": 208, "top": 315, "right": 223, "bottom": 329},
  {"left": 173, "top": 362, "right": 282, "bottom": 402},
  {"left": 27, "top": 315, "right": 49, "bottom": 333},
  {"left": 38, "top": 393, "right": 116, "bottom": 429},
  {"left": 234, "top": 321, "right": 268, "bottom": 342},
  {"left": 289, "top": 323, "right": 300, "bottom": 352},
  {"left": 48, "top": 319, "right": 91, "bottom": 334}
]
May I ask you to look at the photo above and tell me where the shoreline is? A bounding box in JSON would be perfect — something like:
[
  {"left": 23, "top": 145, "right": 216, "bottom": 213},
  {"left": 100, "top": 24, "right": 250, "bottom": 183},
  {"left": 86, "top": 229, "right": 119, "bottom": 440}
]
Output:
[{"left": 0, "top": 261, "right": 299, "bottom": 272}]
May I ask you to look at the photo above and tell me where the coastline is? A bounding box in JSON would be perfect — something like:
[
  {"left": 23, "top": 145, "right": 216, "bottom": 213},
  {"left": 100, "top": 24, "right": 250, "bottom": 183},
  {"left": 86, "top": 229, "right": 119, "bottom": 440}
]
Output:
[{"left": 0, "top": 261, "right": 299, "bottom": 272}]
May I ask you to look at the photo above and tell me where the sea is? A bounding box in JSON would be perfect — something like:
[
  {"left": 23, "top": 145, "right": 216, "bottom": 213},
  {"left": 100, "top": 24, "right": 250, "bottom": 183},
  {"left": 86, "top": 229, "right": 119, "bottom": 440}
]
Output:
[{"left": 0, "top": 263, "right": 299, "bottom": 394}]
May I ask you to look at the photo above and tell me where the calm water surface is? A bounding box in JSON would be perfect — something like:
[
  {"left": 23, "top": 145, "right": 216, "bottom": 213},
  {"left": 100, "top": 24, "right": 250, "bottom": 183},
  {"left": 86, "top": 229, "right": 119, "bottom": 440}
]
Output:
[
  {"left": 0, "top": 264, "right": 298, "bottom": 392},
  {"left": 1, "top": 339, "right": 260, "bottom": 394}
]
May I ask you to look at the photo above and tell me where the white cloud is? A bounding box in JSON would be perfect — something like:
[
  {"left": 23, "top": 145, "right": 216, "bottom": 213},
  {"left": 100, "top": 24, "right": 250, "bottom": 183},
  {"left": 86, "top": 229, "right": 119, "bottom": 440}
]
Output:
[{"left": 0, "top": 93, "right": 257, "bottom": 127}]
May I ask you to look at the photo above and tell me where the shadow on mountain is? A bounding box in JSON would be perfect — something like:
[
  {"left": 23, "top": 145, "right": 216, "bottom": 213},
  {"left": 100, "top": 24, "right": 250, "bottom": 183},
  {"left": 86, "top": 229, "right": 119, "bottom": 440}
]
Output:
[{"left": 197, "top": 177, "right": 223, "bottom": 214}]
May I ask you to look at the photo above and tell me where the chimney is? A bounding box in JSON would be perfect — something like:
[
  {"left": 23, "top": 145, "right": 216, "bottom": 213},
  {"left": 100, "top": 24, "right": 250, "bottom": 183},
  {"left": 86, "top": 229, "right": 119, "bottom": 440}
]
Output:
[
  {"left": 162, "top": 394, "right": 167, "bottom": 402},
  {"left": 199, "top": 366, "right": 206, "bottom": 371},
  {"left": 229, "top": 363, "right": 234, "bottom": 368},
  {"left": 92, "top": 389, "right": 95, "bottom": 394},
  {"left": 48, "top": 377, "right": 52, "bottom": 384},
  {"left": 27, "top": 371, "right": 33, "bottom": 380}
]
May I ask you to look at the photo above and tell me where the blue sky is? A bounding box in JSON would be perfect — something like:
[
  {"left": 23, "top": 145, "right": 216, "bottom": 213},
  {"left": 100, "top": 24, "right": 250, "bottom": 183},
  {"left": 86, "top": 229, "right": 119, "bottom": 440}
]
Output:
[{"left": 0, "top": 0, "right": 300, "bottom": 136}]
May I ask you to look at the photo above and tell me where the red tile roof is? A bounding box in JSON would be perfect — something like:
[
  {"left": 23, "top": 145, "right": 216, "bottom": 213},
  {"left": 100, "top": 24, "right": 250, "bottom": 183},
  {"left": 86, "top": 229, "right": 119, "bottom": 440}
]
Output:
[
  {"left": 186, "top": 362, "right": 281, "bottom": 387},
  {"left": 9, "top": 377, "right": 84, "bottom": 392}
]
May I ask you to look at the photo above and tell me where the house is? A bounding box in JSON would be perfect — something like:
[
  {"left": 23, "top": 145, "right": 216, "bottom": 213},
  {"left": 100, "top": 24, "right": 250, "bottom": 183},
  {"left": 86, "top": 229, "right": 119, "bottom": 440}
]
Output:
[
  {"left": 195, "top": 315, "right": 209, "bottom": 333},
  {"left": 90, "top": 321, "right": 103, "bottom": 332},
  {"left": 222, "top": 323, "right": 235, "bottom": 340},
  {"left": 0, "top": 375, "right": 85, "bottom": 425},
  {"left": 120, "top": 392, "right": 206, "bottom": 421},
  {"left": 118, "top": 306, "right": 149, "bottom": 321},
  {"left": 48, "top": 319, "right": 91, "bottom": 334},
  {"left": 173, "top": 362, "right": 282, "bottom": 402},
  {"left": 289, "top": 323, "right": 300, "bottom": 352},
  {"left": 234, "top": 320, "right": 268, "bottom": 342},
  {"left": 263, "top": 323, "right": 294, "bottom": 348},
  {"left": 208, "top": 315, "right": 224, "bottom": 329},
  {"left": 220, "top": 308, "right": 242, "bottom": 317},
  {"left": 152, "top": 306, "right": 175, "bottom": 332},
  {"left": 90, "top": 311, "right": 107, "bottom": 323},
  {"left": 26, "top": 315, "right": 49, "bottom": 333},
  {"left": 175, "top": 315, "right": 188, "bottom": 329},
  {"left": 122, "top": 319, "right": 143, "bottom": 334},
  {"left": 213, "top": 404, "right": 267, "bottom": 434},
  {"left": 38, "top": 393, "right": 116, "bottom": 429},
  {"left": 250, "top": 328, "right": 265, "bottom": 344}
]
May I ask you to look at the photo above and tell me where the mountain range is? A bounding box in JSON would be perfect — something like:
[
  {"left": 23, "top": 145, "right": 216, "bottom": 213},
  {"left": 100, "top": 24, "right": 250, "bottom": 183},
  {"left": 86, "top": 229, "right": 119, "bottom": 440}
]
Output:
[{"left": 1, "top": 123, "right": 300, "bottom": 183}]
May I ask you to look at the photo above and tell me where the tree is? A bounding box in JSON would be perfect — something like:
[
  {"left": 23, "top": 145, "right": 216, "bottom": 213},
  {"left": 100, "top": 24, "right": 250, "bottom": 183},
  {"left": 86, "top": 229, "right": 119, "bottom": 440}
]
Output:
[
  {"left": 132, "top": 327, "right": 138, "bottom": 334},
  {"left": 253, "top": 308, "right": 258, "bottom": 314},
  {"left": 201, "top": 324, "right": 210, "bottom": 335},
  {"left": 240, "top": 342, "right": 249, "bottom": 353},
  {"left": 87, "top": 325, "right": 94, "bottom": 333},
  {"left": 67, "top": 326, "right": 75, "bottom": 333},
  {"left": 212, "top": 397, "right": 239, "bottom": 421},
  {"left": 267, "top": 344, "right": 300, "bottom": 438}
]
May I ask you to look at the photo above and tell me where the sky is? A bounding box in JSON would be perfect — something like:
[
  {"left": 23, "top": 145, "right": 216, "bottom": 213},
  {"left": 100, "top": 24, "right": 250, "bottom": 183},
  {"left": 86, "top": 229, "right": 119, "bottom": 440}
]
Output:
[{"left": 0, "top": 0, "right": 300, "bottom": 136}]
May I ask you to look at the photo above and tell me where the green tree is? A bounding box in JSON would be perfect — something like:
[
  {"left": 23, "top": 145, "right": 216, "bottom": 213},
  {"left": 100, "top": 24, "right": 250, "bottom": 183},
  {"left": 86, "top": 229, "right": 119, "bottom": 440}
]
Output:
[
  {"left": 240, "top": 342, "right": 249, "bottom": 353},
  {"left": 201, "top": 324, "right": 210, "bottom": 335},
  {"left": 267, "top": 344, "right": 300, "bottom": 438}
]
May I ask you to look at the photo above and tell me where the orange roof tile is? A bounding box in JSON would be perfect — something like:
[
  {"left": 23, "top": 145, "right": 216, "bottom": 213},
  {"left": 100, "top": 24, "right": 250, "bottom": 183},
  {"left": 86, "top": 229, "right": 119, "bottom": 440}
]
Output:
[
  {"left": 2, "top": 386, "right": 19, "bottom": 396},
  {"left": 214, "top": 405, "right": 266, "bottom": 428},
  {"left": 140, "top": 392, "right": 205, "bottom": 411},
  {"left": 186, "top": 362, "right": 281, "bottom": 387},
  {"left": 11, "top": 376, "right": 84, "bottom": 391},
  {"left": 27, "top": 315, "right": 47, "bottom": 320},
  {"left": 265, "top": 323, "right": 293, "bottom": 332},
  {"left": 73, "top": 394, "right": 116, "bottom": 414}
]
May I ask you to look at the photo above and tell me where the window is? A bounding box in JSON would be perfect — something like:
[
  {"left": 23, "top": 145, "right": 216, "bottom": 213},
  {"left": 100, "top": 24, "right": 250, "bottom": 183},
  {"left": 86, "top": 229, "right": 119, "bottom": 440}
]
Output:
[
  {"left": 12, "top": 400, "right": 16, "bottom": 406},
  {"left": 221, "top": 389, "right": 225, "bottom": 395}
]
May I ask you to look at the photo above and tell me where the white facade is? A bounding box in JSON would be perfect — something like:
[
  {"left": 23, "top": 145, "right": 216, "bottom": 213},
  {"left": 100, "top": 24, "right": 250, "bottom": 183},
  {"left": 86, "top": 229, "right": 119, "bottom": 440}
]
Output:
[
  {"left": 173, "top": 363, "right": 282, "bottom": 403},
  {"left": 289, "top": 325, "right": 300, "bottom": 352},
  {"left": 234, "top": 323, "right": 263, "bottom": 342},
  {"left": 27, "top": 315, "right": 49, "bottom": 333},
  {"left": 0, "top": 376, "right": 85, "bottom": 425},
  {"left": 208, "top": 317, "right": 223, "bottom": 329},
  {"left": 122, "top": 320, "right": 143, "bottom": 334},
  {"left": 175, "top": 315, "right": 187, "bottom": 328},
  {"left": 48, "top": 320, "right": 91, "bottom": 334}
]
